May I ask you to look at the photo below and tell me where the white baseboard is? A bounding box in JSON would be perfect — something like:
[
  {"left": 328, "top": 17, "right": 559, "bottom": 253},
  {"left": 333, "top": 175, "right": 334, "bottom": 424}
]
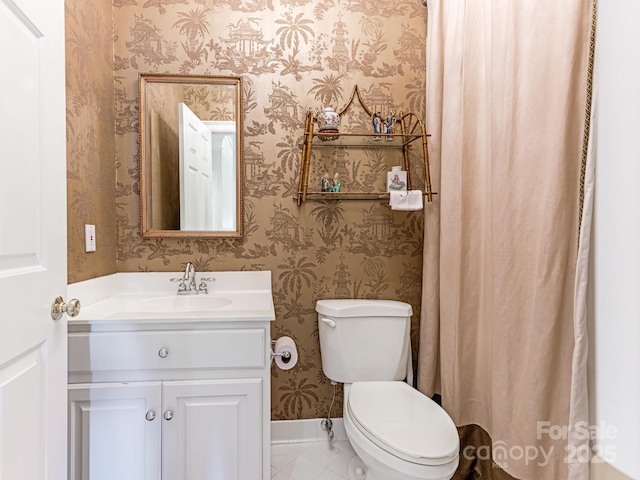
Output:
[
  {"left": 271, "top": 418, "right": 347, "bottom": 444},
  {"left": 590, "top": 456, "right": 634, "bottom": 480}
]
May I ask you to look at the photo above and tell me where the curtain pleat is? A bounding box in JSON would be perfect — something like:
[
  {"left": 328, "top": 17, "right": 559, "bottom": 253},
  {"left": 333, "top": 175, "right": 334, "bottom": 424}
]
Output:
[{"left": 568, "top": 4, "right": 598, "bottom": 477}]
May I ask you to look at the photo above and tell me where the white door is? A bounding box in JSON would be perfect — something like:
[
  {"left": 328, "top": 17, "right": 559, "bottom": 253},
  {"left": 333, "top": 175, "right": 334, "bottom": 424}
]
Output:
[
  {"left": 178, "top": 103, "right": 216, "bottom": 230},
  {"left": 0, "top": 0, "right": 68, "bottom": 478},
  {"left": 162, "top": 379, "right": 262, "bottom": 480},
  {"left": 68, "top": 383, "right": 162, "bottom": 480}
]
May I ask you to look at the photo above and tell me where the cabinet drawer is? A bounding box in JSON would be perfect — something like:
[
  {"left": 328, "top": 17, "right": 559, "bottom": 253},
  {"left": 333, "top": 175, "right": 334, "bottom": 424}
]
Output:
[{"left": 69, "top": 329, "right": 266, "bottom": 373}]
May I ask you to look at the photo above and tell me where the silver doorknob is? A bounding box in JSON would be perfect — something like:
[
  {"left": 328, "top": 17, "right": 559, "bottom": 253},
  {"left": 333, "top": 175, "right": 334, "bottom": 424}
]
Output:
[
  {"left": 158, "top": 348, "right": 169, "bottom": 358},
  {"left": 163, "top": 410, "right": 173, "bottom": 421},
  {"left": 146, "top": 411, "right": 156, "bottom": 421},
  {"left": 51, "top": 296, "right": 81, "bottom": 320}
]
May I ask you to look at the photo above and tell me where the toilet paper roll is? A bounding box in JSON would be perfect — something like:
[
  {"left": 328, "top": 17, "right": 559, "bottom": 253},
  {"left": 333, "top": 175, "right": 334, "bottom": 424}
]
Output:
[{"left": 274, "top": 336, "right": 298, "bottom": 370}]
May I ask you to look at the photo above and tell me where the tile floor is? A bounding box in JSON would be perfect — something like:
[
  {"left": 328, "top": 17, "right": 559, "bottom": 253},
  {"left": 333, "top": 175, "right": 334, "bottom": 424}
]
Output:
[{"left": 270, "top": 439, "right": 365, "bottom": 480}]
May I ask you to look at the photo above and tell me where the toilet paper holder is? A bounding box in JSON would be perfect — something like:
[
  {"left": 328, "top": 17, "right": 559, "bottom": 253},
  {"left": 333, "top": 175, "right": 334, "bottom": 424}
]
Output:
[{"left": 271, "top": 340, "right": 292, "bottom": 363}]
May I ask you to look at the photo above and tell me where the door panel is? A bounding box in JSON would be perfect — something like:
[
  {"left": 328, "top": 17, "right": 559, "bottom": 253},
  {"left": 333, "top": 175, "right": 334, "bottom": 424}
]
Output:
[
  {"left": 162, "top": 379, "right": 262, "bottom": 480},
  {"left": 0, "top": 0, "right": 67, "bottom": 478},
  {"left": 68, "top": 383, "right": 162, "bottom": 480},
  {"left": 0, "top": 347, "right": 46, "bottom": 479},
  {"left": 0, "top": 0, "right": 40, "bottom": 269}
]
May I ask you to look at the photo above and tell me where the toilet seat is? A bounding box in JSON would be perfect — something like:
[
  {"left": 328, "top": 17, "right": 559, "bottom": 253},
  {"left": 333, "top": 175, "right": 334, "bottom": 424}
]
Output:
[{"left": 347, "top": 381, "right": 459, "bottom": 466}]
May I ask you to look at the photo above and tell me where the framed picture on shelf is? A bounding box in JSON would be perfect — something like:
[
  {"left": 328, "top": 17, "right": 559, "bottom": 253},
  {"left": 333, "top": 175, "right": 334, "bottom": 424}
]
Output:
[{"left": 387, "top": 170, "right": 407, "bottom": 192}]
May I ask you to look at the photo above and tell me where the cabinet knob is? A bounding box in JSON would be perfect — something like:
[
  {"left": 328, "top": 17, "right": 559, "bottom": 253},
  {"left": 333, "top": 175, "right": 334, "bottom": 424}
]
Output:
[
  {"left": 158, "top": 348, "right": 169, "bottom": 358},
  {"left": 145, "top": 411, "right": 156, "bottom": 421},
  {"left": 163, "top": 410, "right": 173, "bottom": 421}
]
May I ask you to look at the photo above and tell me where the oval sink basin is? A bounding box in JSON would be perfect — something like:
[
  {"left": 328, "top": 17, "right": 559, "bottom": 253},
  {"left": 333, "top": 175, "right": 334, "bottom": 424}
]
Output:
[{"left": 129, "top": 295, "right": 232, "bottom": 312}]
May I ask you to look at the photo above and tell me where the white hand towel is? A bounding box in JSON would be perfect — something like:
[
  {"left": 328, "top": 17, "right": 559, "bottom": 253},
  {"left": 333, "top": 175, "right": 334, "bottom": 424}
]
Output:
[{"left": 389, "top": 190, "right": 423, "bottom": 211}]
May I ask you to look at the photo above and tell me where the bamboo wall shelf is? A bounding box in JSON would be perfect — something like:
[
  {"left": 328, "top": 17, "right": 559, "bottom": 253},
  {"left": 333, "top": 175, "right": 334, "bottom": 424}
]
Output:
[{"left": 295, "top": 86, "right": 434, "bottom": 206}]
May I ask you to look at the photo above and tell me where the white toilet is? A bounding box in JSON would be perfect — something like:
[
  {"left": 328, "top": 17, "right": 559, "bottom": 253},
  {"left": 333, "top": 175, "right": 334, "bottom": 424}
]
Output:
[{"left": 316, "top": 299, "right": 459, "bottom": 480}]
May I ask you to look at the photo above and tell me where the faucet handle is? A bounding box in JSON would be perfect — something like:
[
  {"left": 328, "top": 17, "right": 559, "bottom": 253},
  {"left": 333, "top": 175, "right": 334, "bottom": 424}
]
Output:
[
  {"left": 170, "top": 277, "right": 187, "bottom": 291},
  {"left": 198, "top": 277, "right": 215, "bottom": 294}
]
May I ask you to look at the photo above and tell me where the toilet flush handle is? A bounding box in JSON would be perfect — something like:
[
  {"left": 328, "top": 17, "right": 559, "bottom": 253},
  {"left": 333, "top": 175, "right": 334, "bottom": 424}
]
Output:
[{"left": 320, "top": 317, "right": 336, "bottom": 328}]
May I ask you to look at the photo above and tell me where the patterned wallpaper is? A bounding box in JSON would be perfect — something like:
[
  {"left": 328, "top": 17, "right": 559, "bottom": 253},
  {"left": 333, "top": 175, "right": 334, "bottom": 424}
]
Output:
[
  {"left": 67, "top": 0, "right": 427, "bottom": 420},
  {"left": 66, "top": 0, "right": 118, "bottom": 282}
]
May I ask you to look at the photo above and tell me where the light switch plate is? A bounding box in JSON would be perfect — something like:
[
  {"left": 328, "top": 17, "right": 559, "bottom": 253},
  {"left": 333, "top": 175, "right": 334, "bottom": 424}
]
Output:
[{"left": 85, "top": 224, "right": 96, "bottom": 252}]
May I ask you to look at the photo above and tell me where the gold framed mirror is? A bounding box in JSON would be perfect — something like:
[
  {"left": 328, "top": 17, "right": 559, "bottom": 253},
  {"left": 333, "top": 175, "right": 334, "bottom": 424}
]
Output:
[{"left": 139, "top": 74, "right": 243, "bottom": 238}]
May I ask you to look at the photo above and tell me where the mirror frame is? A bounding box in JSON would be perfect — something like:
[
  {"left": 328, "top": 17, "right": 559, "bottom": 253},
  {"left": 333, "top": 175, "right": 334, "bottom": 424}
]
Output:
[{"left": 139, "top": 74, "right": 244, "bottom": 238}]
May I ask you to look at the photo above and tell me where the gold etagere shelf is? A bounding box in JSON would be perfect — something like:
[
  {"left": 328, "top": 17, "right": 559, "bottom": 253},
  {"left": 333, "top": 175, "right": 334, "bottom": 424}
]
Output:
[{"left": 295, "top": 86, "right": 434, "bottom": 205}]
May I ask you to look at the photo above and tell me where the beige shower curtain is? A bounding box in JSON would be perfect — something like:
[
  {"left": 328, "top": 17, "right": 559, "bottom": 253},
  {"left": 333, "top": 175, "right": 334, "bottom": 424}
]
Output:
[{"left": 419, "top": 1, "right": 595, "bottom": 479}]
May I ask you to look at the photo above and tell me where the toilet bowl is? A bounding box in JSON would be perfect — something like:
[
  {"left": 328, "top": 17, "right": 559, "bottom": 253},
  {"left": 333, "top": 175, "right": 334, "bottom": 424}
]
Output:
[
  {"left": 316, "top": 299, "right": 459, "bottom": 480},
  {"left": 344, "top": 382, "right": 459, "bottom": 480}
]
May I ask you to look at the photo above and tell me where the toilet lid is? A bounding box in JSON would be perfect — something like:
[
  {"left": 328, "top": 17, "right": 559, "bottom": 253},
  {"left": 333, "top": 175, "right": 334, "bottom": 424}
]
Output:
[{"left": 347, "top": 381, "right": 459, "bottom": 466}]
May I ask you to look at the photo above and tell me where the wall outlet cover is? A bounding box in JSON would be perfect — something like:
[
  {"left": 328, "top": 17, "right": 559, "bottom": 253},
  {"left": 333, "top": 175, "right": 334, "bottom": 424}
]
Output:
[{"left": 85, "top": 224, "right": 96, "bottom": 252}]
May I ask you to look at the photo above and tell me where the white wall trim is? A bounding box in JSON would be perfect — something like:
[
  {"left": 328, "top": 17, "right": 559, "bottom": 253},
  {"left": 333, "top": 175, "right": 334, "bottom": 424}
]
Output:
[
  {"left": 590, "top": 455, "right": 634, "bottom": 480},
  {"left": 68, "top": 273, "right": 118, "bottom": 304},
  {"left": 271, "top": 418, "right": 347, "bottom": 444}
]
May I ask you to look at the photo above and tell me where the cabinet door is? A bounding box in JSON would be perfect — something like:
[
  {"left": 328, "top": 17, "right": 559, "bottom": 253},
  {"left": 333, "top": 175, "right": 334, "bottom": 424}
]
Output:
[
  {"left": 162, "top": 378, "right": 262, "bottom": 480},
  {"left": 68, "top": 382, "right": 162, "bottom": 480}
]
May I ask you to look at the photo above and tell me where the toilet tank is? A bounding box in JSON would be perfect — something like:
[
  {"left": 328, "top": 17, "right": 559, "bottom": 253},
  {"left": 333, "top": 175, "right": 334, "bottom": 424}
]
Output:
[{"left": 316, "top": 299, "right": 413, "bottom": 384}]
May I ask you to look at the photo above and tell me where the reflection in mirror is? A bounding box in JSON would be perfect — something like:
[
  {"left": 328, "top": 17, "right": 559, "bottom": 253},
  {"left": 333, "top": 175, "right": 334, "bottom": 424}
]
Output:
[{"left": 139, "top": 74, "right": 243, "bottom": 237}]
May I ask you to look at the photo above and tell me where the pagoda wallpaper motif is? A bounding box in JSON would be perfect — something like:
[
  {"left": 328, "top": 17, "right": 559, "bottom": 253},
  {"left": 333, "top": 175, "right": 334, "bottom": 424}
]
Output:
[{"left": 65, "top": 0, "right": 428, "bottom": 420}]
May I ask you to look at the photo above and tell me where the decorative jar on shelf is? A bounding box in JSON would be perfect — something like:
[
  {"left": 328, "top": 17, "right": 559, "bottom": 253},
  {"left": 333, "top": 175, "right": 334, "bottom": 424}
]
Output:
[{"left": 317, "top": 107, "right": 340, "bottom": 133}]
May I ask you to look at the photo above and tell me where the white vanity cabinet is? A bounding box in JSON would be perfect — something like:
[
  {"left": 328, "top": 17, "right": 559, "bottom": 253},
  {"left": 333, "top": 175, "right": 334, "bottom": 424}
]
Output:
[{"left": 67, "top": 320, "right": 271, "bottom": 480}]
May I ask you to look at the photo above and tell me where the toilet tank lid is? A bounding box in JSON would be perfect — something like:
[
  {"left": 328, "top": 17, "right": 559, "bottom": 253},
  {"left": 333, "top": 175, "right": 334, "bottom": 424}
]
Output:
[{"left": 316, "top": 299, "right": 412, "bottom": 318}]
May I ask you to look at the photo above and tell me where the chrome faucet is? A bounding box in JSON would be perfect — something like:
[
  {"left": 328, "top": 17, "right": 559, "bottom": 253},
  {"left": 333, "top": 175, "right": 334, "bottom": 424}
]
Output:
[
  {"left": 184, "top": 262, "right": 196, "bottom": 291},
  {"left": 171, "top": 262, "right": 215, "bottom": 295}
]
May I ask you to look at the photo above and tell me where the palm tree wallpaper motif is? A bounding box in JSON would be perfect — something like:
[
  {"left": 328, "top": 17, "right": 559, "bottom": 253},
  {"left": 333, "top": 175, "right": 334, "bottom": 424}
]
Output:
[
  {"left": 173, "top": 7, "right": 211, "bottom": 70},
  {"left": 275, "top": 11, "right": 315, "bottom": 51},
  {"left": 309, "top": 75, "right": 345, "bottom": 110},
  {"left": 278, "top": 256, "right": 318, "bottom": 297},
  {"left": 66, "top": 0, "right": 427, "bottom": 420}
]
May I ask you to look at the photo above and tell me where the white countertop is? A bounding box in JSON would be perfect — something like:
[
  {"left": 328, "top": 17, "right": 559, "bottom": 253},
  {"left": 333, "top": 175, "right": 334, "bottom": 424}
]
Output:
[{"left": 68, "top": 271, "right": 276, "bottom": 325}]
